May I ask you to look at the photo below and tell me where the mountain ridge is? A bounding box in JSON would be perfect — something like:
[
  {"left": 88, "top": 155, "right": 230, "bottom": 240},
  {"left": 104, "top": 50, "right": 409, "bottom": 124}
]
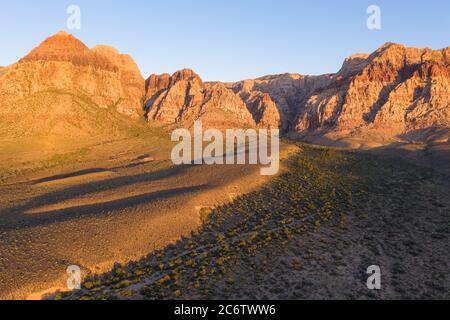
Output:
[{"left": 1, "top": 31, "right": 449, "bottom": 146}]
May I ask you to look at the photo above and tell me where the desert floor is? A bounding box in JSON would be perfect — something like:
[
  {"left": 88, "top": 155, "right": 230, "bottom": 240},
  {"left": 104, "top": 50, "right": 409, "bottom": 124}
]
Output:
[
  {"left": 0, "top": 137, "right": 448, "bottom": 300},
  {"left": 61, "top": 143, "right": 449, "bottom": 300},
  {"left": 0, "top": 131, "right": 296, "bottom": 299}
]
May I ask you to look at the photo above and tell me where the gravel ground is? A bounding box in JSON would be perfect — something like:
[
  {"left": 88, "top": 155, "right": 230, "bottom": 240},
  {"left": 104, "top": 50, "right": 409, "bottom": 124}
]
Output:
[
  {"left": 59, "top": 144, "right": 449, "bottom": 300},
  {"left": 0, "top": 143, "right": 296, "bottom": 299}
]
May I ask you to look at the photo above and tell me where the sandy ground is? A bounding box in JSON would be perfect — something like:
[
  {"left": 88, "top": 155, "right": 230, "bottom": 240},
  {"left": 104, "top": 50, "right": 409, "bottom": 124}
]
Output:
[
  {"left": 0, "top": 139, "right": 296, "bottom": 299},
  {"left": 61, "top": 144, "right": 449, "bottom": 300},
  {"left": 1, "top": 136, "right": 448, "bottom": 300}
]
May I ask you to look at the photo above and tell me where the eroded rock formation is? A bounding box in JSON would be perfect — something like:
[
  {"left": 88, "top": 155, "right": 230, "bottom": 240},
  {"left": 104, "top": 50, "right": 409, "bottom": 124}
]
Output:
[
  {"left": 0, "top": 31, "right": 144, "bottom": 118},
  {"left": 295, "top": 43, "right": 450, "bottom": 143},
  {"left": 1, "top": 31, "right": 448, "bottom": 146},
  {"left": 144, "top": 69, "right": 258, "bottom": 129}
]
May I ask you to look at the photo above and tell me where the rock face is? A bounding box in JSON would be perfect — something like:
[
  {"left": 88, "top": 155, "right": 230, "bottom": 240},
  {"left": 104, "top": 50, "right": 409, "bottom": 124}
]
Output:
[
  {"left": 227, "top": 43, "right": 449, "bottom": 144},
  {"left": 146, "top": 73, "right": 170, "bottom": 97},
  {"left": 230, "top": 74, "right": 333, "bottom": 132},
  {"left": 1, "top": 32, "right": 448, "bottom": 147},
  {"left": 0, "top": 31, "right": 144, "bottom": 118},
  {"left": 294, "top": 43, "right": 450, "bottom": 143},
  {"left": 242, "top": 91, "right": 281, "bottom": 130},
  {"left": 144, "top": 42, "right": 449, "bottom": 144},
  {"left": 144, "top": 69, "right": 258, "bottom": 129},
  {"left": 91, "top": 45, "right": 145, "bottom": 116}
]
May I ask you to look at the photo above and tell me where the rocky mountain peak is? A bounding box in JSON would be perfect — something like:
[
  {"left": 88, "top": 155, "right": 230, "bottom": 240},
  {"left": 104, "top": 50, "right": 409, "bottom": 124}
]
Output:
[
  {"left": 146, "top": 73, "right": 171, "bottom": 97},
  {"left": 2, "top": 32, "right": 144, "bottom": 118},
  {"left": 55, "top": 30, "right": 70, "bottom": 36},
  {"left": 92, "top": 45, "right": 120, "bottom": 57},
  {"left": 91, "top": 45, "right": 142, "bottom": 75},
  {"left": 169, "top": 69, "right": 202, "bottom": 86},
  {"left": 1, "top": 32, "right": 448, "bottom": 147},
  {"left": 19, "top": 31, "right": 119, "bottom": 73},
  {"left": 295, "top": 43, "right": 450, "bottom": 145},
  {"left": 20, "top": 31, "right": 89, "bottom": 61},
  {"left": 145, "top": 69, "right": 259, "bottom": 128},
  {"left": 338, "top": 53, "right": 370, "bottom": 77}
]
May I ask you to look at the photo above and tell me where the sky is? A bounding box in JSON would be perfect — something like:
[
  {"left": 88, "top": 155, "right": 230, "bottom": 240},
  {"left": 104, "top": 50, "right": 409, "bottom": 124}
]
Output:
[{"left": 0, "top": 0, "right": 448, "bottom": 82}]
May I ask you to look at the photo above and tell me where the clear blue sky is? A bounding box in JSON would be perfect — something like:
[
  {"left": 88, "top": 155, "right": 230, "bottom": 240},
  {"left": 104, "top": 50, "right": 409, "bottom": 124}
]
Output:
[{"left": 0, "top": 0, "right": 448, "bottom": 81}]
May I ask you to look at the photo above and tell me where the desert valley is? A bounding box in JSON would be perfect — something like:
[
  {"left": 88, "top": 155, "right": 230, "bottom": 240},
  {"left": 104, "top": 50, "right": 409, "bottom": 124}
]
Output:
[{"left": 0, "top": 31, "right": 448, "bottom": 300}]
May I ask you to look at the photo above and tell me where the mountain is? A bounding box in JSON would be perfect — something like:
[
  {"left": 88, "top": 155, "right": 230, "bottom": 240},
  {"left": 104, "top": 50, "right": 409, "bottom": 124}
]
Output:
[
  {"left": 0, "top": 31, "right": 144, "bottom": 119},
  {"left": 230, "top": 73, "right": 331, "bottom": 132},
  {"left": 226, "top": 44, "right": 448, "bottom": 146},
  {"left": 144, "top": 69, "right": 262, "bottom": 129},
  {"left": 0, "top": 32, "right": 448, "bottom": 147},
  {"left": 145, "top": 43, "right": 449, "bottom": 145},
  {"left": 293, "top": 43, "right": 450, "bottom": 145},
  {"left": 0, "top": 31, "right": 147, "bottom": 142}
]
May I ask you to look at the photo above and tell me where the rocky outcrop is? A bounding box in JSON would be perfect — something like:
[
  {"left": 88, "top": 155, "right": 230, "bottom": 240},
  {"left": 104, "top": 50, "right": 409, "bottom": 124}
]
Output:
[
  {"left": 146, "top": 73, "right": 171, "bottom": 97},
  {"left": 1, "top": 32, "right": 448, "bottom": 146},
  {"left": 0, "top": 31, "right": 144, "bottom": 117},
  {"left": 338, "top": 53, "right": 370, "bottom": 78},
  {"left": 92, "top": 45, "right": 145, "bottom": 116},
  {"left": 145, "top": 69, "right": 204, "bottom": 124},
  {"left": 295, "top": 43, "right": 450, "bottom": 143},
  {"left": 231, "top": 84, "right": 281, "bottom": 130},
  {"left": 144, "top": 69, "right": 258, "bottom": 128},
  {"left": 144, "top": 42, "right": 449, "bottom": 143},
  {"left": 232, "top": 74, "right": 330, "bottom": 132},
  {"left": 243, "top": 92, "right": 280, "bottom": 129}
]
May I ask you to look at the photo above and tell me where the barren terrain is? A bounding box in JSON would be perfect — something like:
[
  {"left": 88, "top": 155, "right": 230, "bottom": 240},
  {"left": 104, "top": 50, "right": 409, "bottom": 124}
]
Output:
[
  {"left": 0, "top": 31, "right": 448, "bottom": 301},
  {"left": 56, "top": 143, "right": 449, "bottom": 300},
  {"left": 0, "top": 130, "right": 296, "bottom": 299}
]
